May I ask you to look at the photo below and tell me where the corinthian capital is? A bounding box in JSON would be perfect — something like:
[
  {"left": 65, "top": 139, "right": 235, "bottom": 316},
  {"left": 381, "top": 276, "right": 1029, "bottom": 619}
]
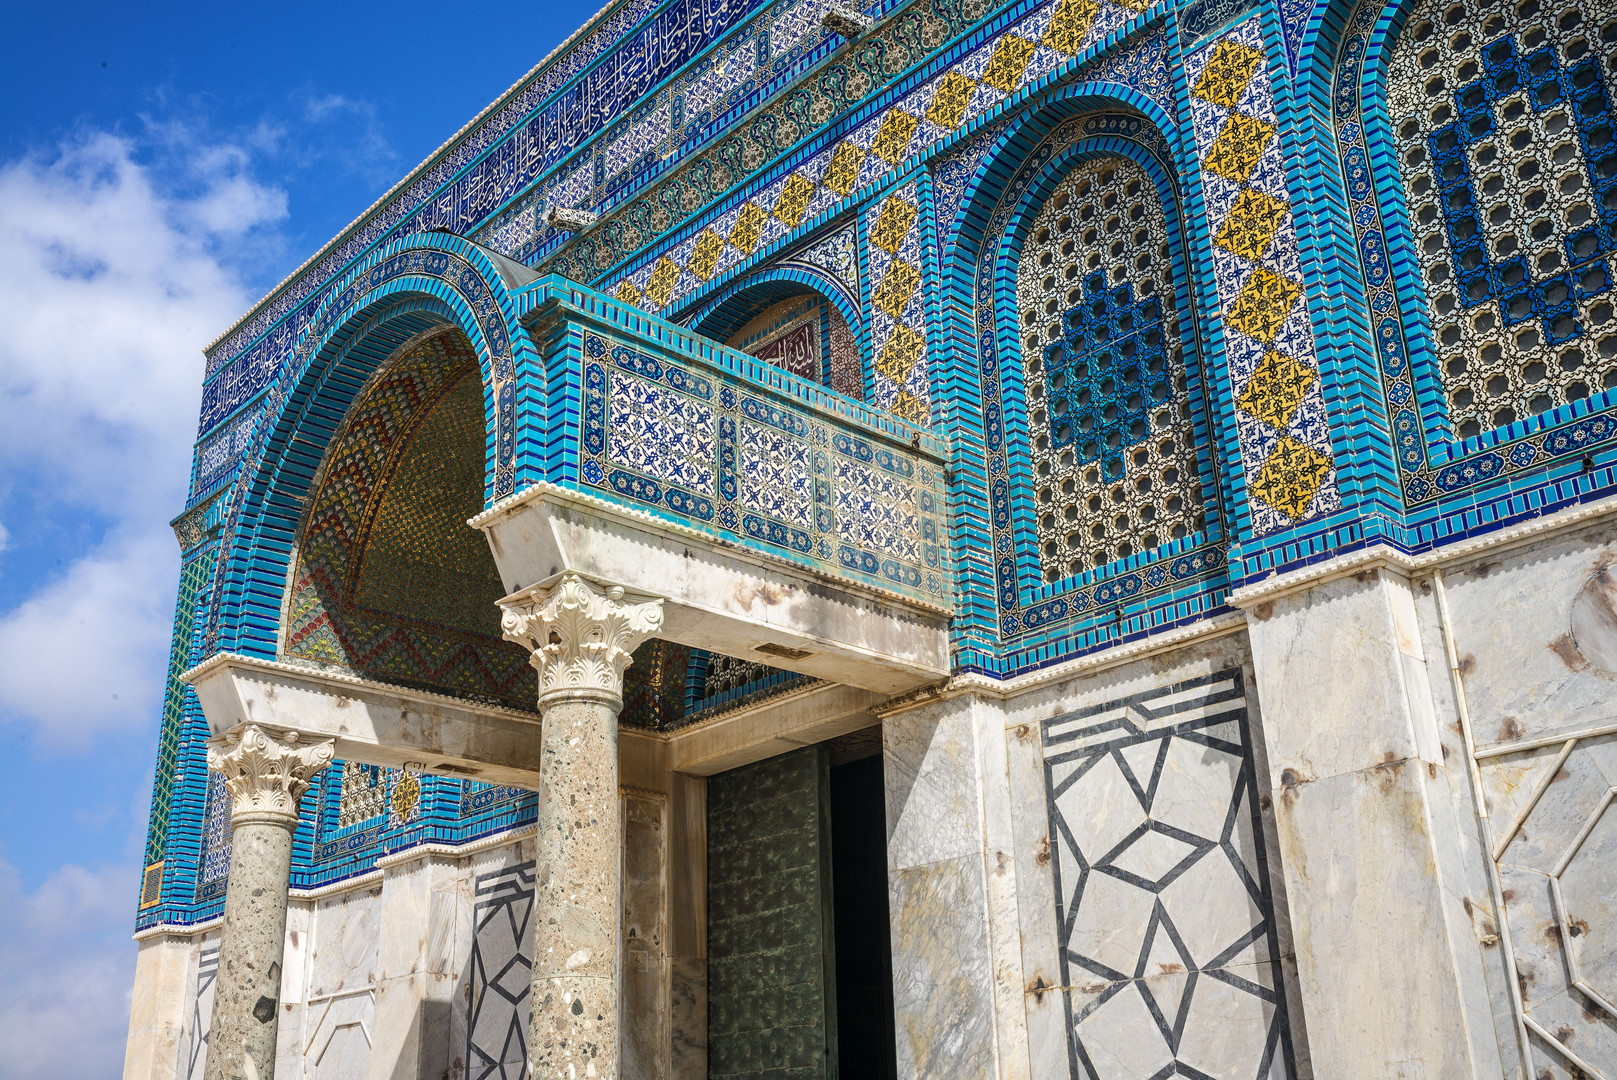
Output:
[
  {"left": 206, "top": 725, "right": 335, "bottom": 825},
  {"left": 500, "top": 573, "right": 665, "bottom": 707}
]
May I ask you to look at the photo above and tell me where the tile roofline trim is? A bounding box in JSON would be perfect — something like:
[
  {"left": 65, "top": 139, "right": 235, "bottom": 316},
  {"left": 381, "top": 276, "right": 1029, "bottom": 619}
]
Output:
[{"left": 201, "top": 0, "right": 631, "bottom": 358}]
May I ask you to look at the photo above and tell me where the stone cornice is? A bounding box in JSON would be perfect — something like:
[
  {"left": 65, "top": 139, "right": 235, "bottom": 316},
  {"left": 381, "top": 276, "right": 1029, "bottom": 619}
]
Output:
[
  {"left": 469, "top": 480, "right": 955, "bottom": 616},
  {"left": 1230, "top": 492, "right": 1617, "bottom": 609},
  {"left": 873, "top": 613, "right": 1249, "bottom": 716}
]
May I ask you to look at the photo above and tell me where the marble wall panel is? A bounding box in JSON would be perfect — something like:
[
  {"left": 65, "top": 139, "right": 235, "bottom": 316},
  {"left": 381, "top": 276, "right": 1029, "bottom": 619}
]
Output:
[
  {"left": 1246, "top": 566, "right": 1515, "bottom": 1080},
  {"left": 884, "top": 693, "right": 1032, "bottom": 1080},
  {"left": 1438, "top": 516, "right": 1617, "bottom": 748},
  {"left": 888, "top": 855, "right": 999, "bottom": 1080},
  {"left": 999, "top": 633, "right": 1305, "bottom": 1080},
  {"left": 464, "top": 859, "right": 536, "bottom": 1080},
  {"left": 1432, "top": 517, "right": 1617, "bottom": 1079}
]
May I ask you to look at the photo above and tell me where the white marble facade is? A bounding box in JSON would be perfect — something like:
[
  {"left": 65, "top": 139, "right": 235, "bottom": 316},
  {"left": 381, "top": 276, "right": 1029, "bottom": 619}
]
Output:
[{"left": 130, "top": 508, "right": 1617, "bottom": 1080}]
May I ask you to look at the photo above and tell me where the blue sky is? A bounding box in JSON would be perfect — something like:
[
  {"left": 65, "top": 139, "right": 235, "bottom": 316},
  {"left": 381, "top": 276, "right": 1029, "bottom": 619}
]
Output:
[{"left": 0, "top": 3, "right": 600, "bottom": 1075}]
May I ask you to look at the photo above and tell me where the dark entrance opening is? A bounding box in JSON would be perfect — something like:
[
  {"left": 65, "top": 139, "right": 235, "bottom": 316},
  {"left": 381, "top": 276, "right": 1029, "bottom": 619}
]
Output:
[
  {"left": 705, "top": 727, "right": 896, "bottom": 1080},
  {"left": 828, "top": 740, "right": 898, "bottom": 1080}
]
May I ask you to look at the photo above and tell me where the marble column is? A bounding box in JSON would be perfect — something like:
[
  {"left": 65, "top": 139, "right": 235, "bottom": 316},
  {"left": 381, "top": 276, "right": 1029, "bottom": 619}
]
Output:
[
  {"left": 202, "top": 725, "right": 334, "bottom": 1080},
  {"left": 501, "top": 573, "right": 665, "bottom": 1080}
]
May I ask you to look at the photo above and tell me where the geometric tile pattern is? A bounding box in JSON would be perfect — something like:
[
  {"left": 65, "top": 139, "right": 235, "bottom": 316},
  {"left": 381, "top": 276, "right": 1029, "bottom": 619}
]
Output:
[
  {"left": 1016, "top": 155, "right": 1206, "bottom": 581},
  {"left": 1186, "top": 19, "right": 1339, "bottom": 531},
  {"left": 1043, "top": 669, "right": 1295, "bottom": 1080},
  {"left": 579, "top": 330, "right": 947, "bottom": 603},
  {"left": 1335, "top": 0, "right": 1617, "bottom": 504},
  {"left": 970, "top": 114, "right": 1228, "bottom": 638},
  {"left": 466, "top": 862, "right": 535, "bottom": 1080},
  {"left": 865, "top": 180, "right": 933, "bottom": 423},
  {"left": 1386, "top": 0, "right": 1617, "bottom": 440},
  {"left": 608, "top": 0, "right": 1134, "bottom": 323},
  {"left": 142, "top": 547, "right": 215, "bottom": 880},
  {"left": 195, "top": 772, "right": 232, "bottom": 905},
  {"left": 336, "top": 762, "right": 389, "bottom": 829},
  {"left": 281, "top": 332, "right": 535, "bottom": 708}
]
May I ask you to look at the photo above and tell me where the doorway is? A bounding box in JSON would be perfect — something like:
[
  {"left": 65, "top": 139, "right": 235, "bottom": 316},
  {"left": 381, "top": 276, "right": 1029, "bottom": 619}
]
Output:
[{"left": 705, "top": 728, "right": 897, "bottom": 1080}]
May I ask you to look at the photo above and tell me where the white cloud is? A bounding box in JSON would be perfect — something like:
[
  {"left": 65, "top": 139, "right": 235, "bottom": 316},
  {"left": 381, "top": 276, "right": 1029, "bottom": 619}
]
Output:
[
  {"left": 0, "top": 528, "right": 178, "bottom": 747},
  {"left": 0, "top": 859, "right": 140, "bottom": 1080},
  {"left": 0, "top": 129, "right": 287, "bottom": 747},
  {"left": 0, "top": 130, "right": 284, "bottom": 520}
]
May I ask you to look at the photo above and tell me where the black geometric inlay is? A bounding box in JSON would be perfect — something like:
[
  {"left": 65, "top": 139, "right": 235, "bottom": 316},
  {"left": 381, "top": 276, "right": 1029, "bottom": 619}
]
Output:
[
  {"left": 1042, "top": 669, "right": 1296, "bottom": 1080},
  {"left": 465, "top": 862, "right": 536, "bottom": 1080}
]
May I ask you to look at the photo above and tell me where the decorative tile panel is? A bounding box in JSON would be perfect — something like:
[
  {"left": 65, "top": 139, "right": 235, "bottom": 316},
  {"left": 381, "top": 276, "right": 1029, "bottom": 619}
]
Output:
[
  {"left": 1185, "top": 20, "right": 1340, "bottom": 532},
  {"left": 1014, "top": 155, "right": 1206, "bottom": 581},
  {"left": 607, "top": 0, "right": 1137, "bottom": 320},
  {"left": 1334, "top": 0, "right": 1617, "bottom": 507},
  {"left": 968, "top": 114, "right": 1225, "bottom": 642},
  {"left": 865, "top": 180, "right": 934, "bottom": 423},
  {"left": 578, "top": 329, "right": 948, "bottom": 606}
]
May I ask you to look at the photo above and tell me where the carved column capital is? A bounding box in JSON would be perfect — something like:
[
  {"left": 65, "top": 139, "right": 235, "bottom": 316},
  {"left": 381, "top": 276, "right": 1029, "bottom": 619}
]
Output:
[
  {"left": 206, "top": 724, "right": 335, "bottom": 827},
  {"left": 500, "top": 572, "right": 665, "bottom": 708}
]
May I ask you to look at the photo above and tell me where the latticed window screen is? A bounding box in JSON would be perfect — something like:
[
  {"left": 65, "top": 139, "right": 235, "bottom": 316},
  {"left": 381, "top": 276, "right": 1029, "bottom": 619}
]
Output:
[
  {"left": 1389, "top": 0, "right": 1617, "bottom": 439},
  {"left": 1016, "top": 156, "right": 1204, "bottom": 582},
  {"left": 337, "top": 761, "right": 389, "bottom": 827}
]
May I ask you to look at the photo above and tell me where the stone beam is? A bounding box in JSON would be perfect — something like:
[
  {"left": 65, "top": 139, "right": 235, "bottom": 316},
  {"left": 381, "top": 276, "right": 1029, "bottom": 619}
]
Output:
[
  {"left": 471, "top": 483, "right": 951, "bottom": 695},
  {"left": 182, "top": 653, "right": 545, "bottom": 787},
  {"left": 631, "top": 680, "right": 884, "bottom": 777}
]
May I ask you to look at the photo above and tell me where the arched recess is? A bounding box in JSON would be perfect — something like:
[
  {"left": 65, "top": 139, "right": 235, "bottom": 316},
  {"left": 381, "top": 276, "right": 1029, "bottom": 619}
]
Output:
[
  {"left": 939, "top": 95, "right": 1223, "bottom": 640},
  {"left": 280, "top": 325, "right": 535, "bottom": 707},
  {"left": 205, "top": 232, "right": 540, "bottom": 662},
  {"left": 684, "top": 270, "right": 866, "bottom": 400},
  {"left": 1332, "top": 0, "right": 1617, "bottom": 497}
]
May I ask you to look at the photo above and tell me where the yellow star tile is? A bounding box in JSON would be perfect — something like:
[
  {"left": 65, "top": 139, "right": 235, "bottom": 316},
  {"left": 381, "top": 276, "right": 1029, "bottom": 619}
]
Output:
[
  {"left": 1204, "top": 113, "right": 1276, "bottom": 184},
  {"left": 1251, "top": 436, "right": 1332, "bottom": 520},
  {"left": 873, "top": 260, "right": 922, "bottom": 319},
  {"left": 869, "top": 197, "right": 918, "bottom": 256},
  {"left": 728, "top": 200, "right": 768, "bottom": 255},
  {"left": 1226, "top": 268, "right": 1303, "bottom": 344},
  {"left": 1041, "top": 0, "right": 1097, "bottom": 55},
  {"left": 616, "top": 280, "right": 644, "bottom": 306},
  {"left": 773, "top": 173, "right": 817, "bottom": 229},
  {"left": 823, "top": 141, "right": 868, "bottom": 198},
  {"left": 872, "top": 109, "right": 922, "bottom": 167},
  {"left": 1192, "top": 41, "right": 1265, "bottom": 110},
  {"left": 981, "top": 34, "right": 1037, "bottom": 94},
  {"left": 878, "top": 325, "right": 926, "bottom": 386},
  {"left": 1214, "top": 187, "right": 1290, "bottom": 261},
  {"left": 645, "top": 256, "right": 682, "bottom": 308},
  {"left": 891, "top": 390, "right": 930, "bottom": 424},
  {"left": 926, "top": 71, "right": 977, "bottom": 130},
  {"left": 687, "top": 229, "right": 725, "bottom": 282},
  {"left": 1237, "top": 349, "right": 1316, "bottom": 430}
]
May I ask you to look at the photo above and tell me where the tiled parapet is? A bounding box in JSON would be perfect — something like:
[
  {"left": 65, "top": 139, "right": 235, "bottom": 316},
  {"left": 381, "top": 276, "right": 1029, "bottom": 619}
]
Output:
[{"left": 511, "top": 276, "right": 953, "bottom": 615}]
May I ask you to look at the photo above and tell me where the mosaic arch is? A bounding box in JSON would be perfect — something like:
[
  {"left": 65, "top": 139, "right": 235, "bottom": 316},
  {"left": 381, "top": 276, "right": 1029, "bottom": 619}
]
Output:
[
  {"left": 282, "top": 328, "right": 534, "bottom": 707},
  {"left": 1333, "top": 0, "right": 1617, "bottom": 504},
  {"left": 950, "top": 109, "right": 1229, "bottom": 649},
  {"left": 204, "top": 233, "right": 538, "bottom": 660},
  {"left": 279, "top": 320, "right": 739, "bottom": 728}
]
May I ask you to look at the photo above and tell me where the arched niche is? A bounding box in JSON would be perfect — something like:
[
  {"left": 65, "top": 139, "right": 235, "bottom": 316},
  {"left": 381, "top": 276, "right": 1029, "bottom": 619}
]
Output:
[
  {"left": 691, "top": 279, "right": 864, "bottom": 400},
  {"left": 281, "top": 326, "right": 534, "bottom": 707},
  {"left": 280, "top": 324, "right": 705, "bottom": 727}
]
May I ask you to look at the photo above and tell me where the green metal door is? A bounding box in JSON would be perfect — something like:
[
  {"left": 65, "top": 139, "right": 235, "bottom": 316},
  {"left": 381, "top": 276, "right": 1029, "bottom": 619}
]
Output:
[{"left": 706, "top": 746, "right": 839, "bottom": 1080}]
